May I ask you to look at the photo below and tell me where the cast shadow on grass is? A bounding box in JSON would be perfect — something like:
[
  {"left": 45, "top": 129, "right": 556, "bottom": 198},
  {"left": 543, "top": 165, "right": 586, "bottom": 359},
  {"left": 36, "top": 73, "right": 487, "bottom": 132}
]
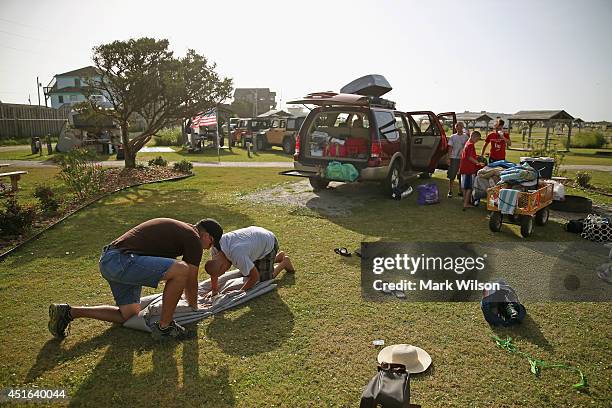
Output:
[
  {"left": 303, "top": 178, "right": 571, "bottom": 241},
  {"left": 275, "top": 270, "right": 296, "bottom": 289},
  {"left": 490, "top": 314, "right": 554, "bottom": 352},
  {"left": 26, "top": 325, "right": 236, "bottom": 407},
  {"left": 206, "top": 291, "right": 294, "bottom": 357}
]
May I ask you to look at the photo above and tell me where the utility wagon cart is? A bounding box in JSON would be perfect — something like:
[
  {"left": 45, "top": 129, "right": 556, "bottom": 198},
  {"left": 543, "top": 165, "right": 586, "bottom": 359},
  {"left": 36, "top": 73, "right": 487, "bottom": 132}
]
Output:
[{"left": 487, "top": 182, "right": 554, "bottom": 237}]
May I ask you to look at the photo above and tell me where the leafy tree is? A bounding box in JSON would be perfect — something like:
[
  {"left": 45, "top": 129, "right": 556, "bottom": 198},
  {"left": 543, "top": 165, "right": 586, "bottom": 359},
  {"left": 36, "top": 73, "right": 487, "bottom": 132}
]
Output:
[{"left": 81, "top": 38, "right": 232, "bottom": 167}]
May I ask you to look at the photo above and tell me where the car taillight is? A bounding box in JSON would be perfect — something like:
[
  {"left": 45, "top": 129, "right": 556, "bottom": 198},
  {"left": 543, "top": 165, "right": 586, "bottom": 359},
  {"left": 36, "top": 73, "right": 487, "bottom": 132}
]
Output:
[
  {"left": 368, "top": 139, "right": 382, "bottom": 167},
  {"left": 293, "top": 134, "right": 300, "bottom": 160}
]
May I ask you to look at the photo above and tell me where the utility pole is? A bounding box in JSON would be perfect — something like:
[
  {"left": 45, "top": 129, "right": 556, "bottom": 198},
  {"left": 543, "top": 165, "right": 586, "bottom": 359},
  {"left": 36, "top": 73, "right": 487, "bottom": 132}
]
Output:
[{"left": 36, "top": 76, "right": 41, "bottom": 106}]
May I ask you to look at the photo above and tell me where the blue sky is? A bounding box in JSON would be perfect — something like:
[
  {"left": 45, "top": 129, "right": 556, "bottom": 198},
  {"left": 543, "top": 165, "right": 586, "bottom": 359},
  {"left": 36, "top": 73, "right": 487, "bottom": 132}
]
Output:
[{"left": 1, "top": 0, "right": 611, "bottom": 120}]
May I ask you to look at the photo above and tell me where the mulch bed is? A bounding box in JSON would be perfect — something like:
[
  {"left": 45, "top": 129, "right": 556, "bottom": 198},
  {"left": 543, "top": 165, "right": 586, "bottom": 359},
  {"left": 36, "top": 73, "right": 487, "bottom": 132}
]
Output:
[
  {"left": 563, "top": 180, "right": 612, "bottom": 197},
  {"left": 0, "top": 166, "right": 192, "bottom": 259}
]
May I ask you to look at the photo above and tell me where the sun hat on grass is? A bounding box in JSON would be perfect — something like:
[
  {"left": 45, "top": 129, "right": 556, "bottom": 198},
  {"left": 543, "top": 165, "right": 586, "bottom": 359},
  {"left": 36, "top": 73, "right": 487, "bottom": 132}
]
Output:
[{"left": 377, "top": 344, "right": 432, "bottom": 374}]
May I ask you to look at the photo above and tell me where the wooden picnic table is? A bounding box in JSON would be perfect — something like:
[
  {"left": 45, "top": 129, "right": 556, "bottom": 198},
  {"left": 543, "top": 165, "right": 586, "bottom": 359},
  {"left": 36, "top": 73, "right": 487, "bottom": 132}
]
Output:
[{"left": 0, "top": 170, "right": 27, "bottom": 192}]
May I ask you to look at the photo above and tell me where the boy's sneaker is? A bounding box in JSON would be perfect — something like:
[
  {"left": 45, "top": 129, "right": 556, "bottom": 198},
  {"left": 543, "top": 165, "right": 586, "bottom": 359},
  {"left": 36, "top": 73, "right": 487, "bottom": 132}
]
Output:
[
  {"left": 48, "top": 303, "right": 73, "bottom": 339},
  {"left": 151, "top": 320, "right": 186, "bottom": 340},
  {"left": 447, "top": 192, "right": 453, "bottom": 198}
]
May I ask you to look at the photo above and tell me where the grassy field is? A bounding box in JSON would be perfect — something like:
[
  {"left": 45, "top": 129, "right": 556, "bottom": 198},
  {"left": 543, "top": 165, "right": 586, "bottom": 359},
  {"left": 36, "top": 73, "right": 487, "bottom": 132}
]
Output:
[{"left": 0, "top": 168, "right": 610, "bottom": 407}]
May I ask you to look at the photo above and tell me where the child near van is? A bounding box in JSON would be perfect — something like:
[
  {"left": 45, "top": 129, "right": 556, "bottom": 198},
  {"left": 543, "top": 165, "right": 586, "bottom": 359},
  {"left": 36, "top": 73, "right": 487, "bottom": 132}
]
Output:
[
  {"left": 446, "top": 121, "right": 469, "bottom": 198},
  {"left": 459, "top": 131, "right": 484, "bottom": 210}
]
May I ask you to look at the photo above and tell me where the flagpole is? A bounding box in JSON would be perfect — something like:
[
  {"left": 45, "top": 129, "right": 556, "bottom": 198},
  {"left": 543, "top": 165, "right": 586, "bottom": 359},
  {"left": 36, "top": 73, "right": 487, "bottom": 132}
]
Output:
[{"left": 216, "top": 105, "right": 220, "bottom": 163}]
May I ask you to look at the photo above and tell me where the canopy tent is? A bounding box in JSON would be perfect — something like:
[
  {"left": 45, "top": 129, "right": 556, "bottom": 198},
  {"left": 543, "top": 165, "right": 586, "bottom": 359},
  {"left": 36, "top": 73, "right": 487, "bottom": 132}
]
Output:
[
  {"left": 509, "top": 110, "right": 574, "bottom": 151},
  {"left": 185, "top": 105, "right": 235, "bottom": 159}
]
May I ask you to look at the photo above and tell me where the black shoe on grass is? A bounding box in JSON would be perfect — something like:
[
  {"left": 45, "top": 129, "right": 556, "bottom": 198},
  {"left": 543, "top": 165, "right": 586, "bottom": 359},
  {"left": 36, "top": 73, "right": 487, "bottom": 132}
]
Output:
[
  {"left": 151, "top": 320, "right": 186, "bottom": 340},
  {"left": 48, "top": 303, "right": 73, "bottom": 339}
]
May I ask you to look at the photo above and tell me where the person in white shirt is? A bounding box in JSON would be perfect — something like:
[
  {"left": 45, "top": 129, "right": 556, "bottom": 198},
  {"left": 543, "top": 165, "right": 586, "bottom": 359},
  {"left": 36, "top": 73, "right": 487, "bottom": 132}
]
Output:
[
  {"left": 446, "top": 121, "right": 470, "bottom": 198},
  {"left": 204, "top": 226, "right": 294, "bottom": 295}
]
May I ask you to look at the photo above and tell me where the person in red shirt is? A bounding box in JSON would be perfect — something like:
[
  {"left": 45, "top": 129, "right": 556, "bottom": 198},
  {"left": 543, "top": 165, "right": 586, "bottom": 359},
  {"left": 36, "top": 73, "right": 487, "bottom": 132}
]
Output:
[
  {"left": 481, "top": 118, "right": 512, "bottom": 161},
  {"left": 460, "top": 131, "right": 485, "bottom": 210}
]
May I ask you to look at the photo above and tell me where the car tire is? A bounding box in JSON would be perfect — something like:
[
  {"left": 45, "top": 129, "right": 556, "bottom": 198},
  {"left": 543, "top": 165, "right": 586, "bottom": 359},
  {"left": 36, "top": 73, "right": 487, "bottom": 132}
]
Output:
[
  {"left": 382, "top": 160, "right": 402, "bottom": 197},
  {"left": 309, "top": 177, "right": 329, "bottom": 191},
  {"left": 520, "top": 215, "right": 534, "bottom": 238},
  {"left": 282, "top": 137, "right": 294, "bottom": 154},
  {"left": 535, "top": 207, "right": 549, "bottom": 226},
  {"left": 489, "top": 212, "right": 503, "bottom": 232},
  {"left": 256, "top": 135, "right": 266, "bottom": 151}
]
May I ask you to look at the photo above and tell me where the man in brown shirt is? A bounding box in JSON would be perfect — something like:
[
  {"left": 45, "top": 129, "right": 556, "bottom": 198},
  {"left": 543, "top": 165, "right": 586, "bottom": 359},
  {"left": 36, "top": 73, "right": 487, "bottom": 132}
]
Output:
[{"left": 48, "top": 218, "right": 223, "bottom": 340}]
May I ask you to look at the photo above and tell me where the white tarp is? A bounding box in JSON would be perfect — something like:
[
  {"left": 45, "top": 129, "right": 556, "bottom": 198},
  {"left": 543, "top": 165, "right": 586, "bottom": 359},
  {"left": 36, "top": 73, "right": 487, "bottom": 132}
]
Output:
[{"left": 123, "top": 270, "right": 277, "bottom": 332}]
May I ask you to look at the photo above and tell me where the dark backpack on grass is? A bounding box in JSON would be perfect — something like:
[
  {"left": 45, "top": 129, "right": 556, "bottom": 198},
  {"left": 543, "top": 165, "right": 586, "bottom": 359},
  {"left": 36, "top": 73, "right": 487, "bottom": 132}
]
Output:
[
  {"left": 360, "top": 365, "right": 411, "bottom": 408},
  {"left": 565, "top": 219, "right": 584, "bottom": 234}
]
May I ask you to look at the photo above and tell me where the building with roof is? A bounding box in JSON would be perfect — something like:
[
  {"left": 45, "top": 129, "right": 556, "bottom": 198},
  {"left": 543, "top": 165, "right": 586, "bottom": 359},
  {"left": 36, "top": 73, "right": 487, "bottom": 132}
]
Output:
[
  {"left": 456, "top": 111, "right": 513, "bottom": 130},
  {"left": 456, "top": 111, "right": 494, "bottom": 130},
  {"left": 257, "top": 109, "right": 292, "bottom": 118},
  {"left": 232, "top": 88, "right": 276, "bottom": 117},
  {"left": 44, "top": 66, "right": 112, "bottom": 109},
  {"left": 508, "top": 110, "right": 574, "bottom": 150}
]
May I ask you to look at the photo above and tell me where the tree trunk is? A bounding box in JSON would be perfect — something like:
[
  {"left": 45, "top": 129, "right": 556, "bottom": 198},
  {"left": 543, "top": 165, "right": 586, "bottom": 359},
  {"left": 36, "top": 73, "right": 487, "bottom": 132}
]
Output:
[{"left": 121, "top": 123, "right": 136, "bottom": 168}]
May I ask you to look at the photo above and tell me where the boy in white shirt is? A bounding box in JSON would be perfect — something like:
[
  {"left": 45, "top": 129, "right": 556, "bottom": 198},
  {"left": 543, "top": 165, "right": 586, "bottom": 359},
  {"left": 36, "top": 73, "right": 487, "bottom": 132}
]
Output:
[
  {"left": 446, "top": 121, "right": 470, "bottom": 198},
  {"left": 205, "top": 226, "right": 294, "bottom": 296}
]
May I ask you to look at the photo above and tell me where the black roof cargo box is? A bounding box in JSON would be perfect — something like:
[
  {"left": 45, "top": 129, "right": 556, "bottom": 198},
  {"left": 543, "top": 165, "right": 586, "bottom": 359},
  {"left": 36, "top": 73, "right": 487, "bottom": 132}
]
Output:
[{"left": 340, "top": 74, "right": 392, "bottom": 97}]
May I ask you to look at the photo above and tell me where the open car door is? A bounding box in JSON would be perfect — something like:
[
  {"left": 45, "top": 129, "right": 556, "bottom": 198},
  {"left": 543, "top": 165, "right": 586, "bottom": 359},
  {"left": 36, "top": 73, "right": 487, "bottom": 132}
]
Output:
[
  {"left": 435, "top": 112, "right": 457, "bottom": 170},
  {"left": 405, "top": 111, "right": 450, "bottom": 172}
]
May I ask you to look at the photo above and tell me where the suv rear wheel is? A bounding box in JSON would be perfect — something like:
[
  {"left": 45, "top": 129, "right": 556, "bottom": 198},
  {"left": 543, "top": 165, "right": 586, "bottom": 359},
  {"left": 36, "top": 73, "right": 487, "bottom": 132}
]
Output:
[
  {"left": 382, "top": 160, "right": 402, "bottom": 196},
  {"left": 282, "top": 136, "right": 294, "bottom": 154},
  {"left": 256, "top": 135, "right": 267, "bottom": 151},
  {"left": 309, "top": 176, "right": 329, "bottom": 191}
]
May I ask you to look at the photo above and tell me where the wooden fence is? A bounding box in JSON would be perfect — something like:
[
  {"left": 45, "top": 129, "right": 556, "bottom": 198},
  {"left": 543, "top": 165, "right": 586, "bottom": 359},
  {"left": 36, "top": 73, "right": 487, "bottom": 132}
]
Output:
[{"left": 0, "top": 103, "right": 70, "bottom": 139}]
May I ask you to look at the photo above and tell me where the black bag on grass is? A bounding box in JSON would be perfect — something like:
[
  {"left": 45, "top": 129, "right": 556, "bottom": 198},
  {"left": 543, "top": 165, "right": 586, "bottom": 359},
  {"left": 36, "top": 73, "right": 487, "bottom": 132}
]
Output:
[
  {"left": 565, "top": 219, "right": 584, "bottom": 234},
  {"left": 481, "top": 281, "right": 526, "bottom": 327},
  {"left": 360, "top": 365, "right": 411, "bottom": 408}
]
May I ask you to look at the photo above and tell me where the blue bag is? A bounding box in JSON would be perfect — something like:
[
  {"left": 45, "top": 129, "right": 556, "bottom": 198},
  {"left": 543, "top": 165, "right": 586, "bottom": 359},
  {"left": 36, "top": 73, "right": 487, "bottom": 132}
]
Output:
[{"left": 416, "top": 183, "right": 440, "bottom": 205}]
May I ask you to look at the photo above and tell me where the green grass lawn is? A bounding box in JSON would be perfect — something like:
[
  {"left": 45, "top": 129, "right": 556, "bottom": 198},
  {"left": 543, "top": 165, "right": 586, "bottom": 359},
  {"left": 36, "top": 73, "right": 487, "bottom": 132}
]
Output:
[{"left": 0, "top": 168, "right": 610, "bottom": 407}]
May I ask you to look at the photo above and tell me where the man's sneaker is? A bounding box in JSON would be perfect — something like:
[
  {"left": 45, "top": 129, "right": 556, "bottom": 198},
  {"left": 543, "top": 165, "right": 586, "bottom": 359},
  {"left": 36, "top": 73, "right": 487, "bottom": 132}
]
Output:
[
  {"left": 151, "top": 320, "right": 186, "bottom": 340},
  {"left": 447, "top": 192, "right": 453, "bottom": 198},
  {"left": 48, "top": 304, "right": 72, "bottom": 339}
]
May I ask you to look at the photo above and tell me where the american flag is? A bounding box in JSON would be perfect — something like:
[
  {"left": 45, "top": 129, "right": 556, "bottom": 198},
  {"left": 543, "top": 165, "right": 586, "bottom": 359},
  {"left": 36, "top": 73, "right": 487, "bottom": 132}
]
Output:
[{"left": 191, "top": 111, "right": 217, "bottom": 128}]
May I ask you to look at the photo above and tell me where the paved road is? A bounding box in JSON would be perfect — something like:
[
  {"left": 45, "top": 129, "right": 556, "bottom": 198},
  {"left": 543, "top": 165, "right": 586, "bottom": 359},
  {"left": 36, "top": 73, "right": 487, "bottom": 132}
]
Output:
[
  {"left": 0, "top": 145, "right": 30, "bottom": 152},
  {"left": 1, "top": 159, "right": 611, "bottom": 172},
  {"left": 0, "top": 159, "right": 294, "bottom": 168}
]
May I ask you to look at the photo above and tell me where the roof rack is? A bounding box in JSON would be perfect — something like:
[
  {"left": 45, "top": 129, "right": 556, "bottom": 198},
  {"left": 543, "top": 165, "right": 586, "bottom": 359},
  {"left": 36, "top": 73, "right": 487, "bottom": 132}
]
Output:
[{"left": 367, "top": 96, "right": 395, "bottom": 110}]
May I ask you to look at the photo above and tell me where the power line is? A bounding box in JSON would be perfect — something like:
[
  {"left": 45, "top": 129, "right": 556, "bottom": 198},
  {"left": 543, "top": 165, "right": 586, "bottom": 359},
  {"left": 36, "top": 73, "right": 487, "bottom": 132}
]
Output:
[
  {"left": 0, "top": 29, "right": 49, "bottom": 43},
  {"left": 0, "top": 17, "right": 49, "bottom": 32},
  {"left": 0, "top": 43, "right": 44, "bottom": 55}
]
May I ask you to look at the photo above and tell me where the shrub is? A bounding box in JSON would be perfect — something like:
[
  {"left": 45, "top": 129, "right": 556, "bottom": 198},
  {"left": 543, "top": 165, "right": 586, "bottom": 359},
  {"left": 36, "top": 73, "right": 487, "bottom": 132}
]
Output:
[
  {"left": 173, "top": 159, "right": 193, "bottom": 173},
  {"left": 570, "top": 131, "right": 606, "bottom": 148},
  {"left": 575, "top": 171, "right": 592, "bottom": 188},
  {"left": 148, "top": 156, "right": 168, "bottom": 167},
  {"left": 153, "top": 127, "right": 183, "bottom": 146},
  {"left": 0, "top": 198, "right": 36, "bottom": 236},
  {"left": 34, "top": 185, "right": 60, "bottom": 214},
  {"left": 57, "top": 148, "right": 106, "bottom": 200}
]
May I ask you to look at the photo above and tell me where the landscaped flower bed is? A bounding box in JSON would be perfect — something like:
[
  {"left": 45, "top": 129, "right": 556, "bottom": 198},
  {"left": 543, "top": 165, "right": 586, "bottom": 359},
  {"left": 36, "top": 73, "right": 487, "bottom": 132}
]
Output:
[{"left": 0, "top": 165, "right": 192, "bottom": 257}]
